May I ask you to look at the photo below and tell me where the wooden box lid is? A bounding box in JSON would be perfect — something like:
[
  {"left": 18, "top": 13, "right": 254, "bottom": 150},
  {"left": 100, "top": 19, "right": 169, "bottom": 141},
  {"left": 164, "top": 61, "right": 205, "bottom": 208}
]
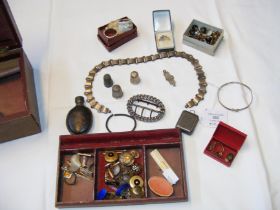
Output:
[{"left": 0, "top": 0, "right": 22, "bottom": 51}]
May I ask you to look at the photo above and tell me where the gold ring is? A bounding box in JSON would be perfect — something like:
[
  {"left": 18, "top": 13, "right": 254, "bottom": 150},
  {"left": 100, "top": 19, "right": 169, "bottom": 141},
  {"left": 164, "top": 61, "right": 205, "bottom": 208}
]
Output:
[{"left": 103, "top": 28, "right": 118, "bottom": 38}]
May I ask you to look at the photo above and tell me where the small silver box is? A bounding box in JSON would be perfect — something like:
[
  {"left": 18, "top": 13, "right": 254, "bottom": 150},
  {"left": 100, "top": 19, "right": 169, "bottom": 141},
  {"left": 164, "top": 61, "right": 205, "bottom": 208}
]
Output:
[
  {"left": 183, "top": 19, "right": 224, "bottom": 56},
  {"left": 176, "top": 110, "right": 199, "bottom": 135}
]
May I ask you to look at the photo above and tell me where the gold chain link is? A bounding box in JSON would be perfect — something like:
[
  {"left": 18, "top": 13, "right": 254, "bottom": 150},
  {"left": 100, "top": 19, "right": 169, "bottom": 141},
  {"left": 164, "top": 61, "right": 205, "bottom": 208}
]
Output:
[{"left": 84, "top": 51, "right": 207, "bottom": 114}]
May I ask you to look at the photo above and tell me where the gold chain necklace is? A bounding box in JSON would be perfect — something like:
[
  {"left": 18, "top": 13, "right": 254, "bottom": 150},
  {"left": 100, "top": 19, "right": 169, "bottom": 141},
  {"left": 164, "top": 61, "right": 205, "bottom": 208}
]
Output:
[{"left": 84, "top": 51, "right": 207, "bottom": 114}]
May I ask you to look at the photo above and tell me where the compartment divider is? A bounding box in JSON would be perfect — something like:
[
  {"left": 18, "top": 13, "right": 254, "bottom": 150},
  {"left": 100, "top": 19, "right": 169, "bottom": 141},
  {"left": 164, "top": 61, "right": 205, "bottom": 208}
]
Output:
[
  {"left": 92, "top": 148, "right": 97, "bottom": 201},
  {"left": 142, "top": 145, "right": 148, "bottom": 198}
]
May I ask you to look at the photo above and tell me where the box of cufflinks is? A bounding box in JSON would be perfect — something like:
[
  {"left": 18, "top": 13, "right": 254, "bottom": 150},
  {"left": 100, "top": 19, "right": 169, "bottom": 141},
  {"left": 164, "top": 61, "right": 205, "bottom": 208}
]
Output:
[
  {"left": 183, "top": 19, "right": 224, "bottom": 55},
  {"left": 97, "top": 17, "right": 137, "bottom": 52},
  {"left": 0, "top": 0, "right": 41, "bottom": 142},
  {"left": 153, "top": 10, "right": 175, "bottom": 52},
  {"left": 55, "top": 128, "right": 188, "bottom": 207},
  {"left": 204, "top": 121, "right": 247, "bottom": 167}
]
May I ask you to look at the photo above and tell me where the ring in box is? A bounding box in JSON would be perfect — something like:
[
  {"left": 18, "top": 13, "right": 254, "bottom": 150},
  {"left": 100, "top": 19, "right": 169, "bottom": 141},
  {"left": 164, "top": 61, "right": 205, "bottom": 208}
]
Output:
[
  {"left": 97, "top": 17, "right": 137, "bottom": 52},
  {"left": 183, "top": 19, "right": 224, "bottom": 56},
  {"left": 56, "top": 129, "right": 188, "bottom": 207},
  {"left": 204, "top": 121, "right": 247, "bottom": 167},
  {"left": 153, "top": 10, "right": 175, "bottom": 52},
  {"left": 0, "top": 0, "right": 41, "bottom": 142}
]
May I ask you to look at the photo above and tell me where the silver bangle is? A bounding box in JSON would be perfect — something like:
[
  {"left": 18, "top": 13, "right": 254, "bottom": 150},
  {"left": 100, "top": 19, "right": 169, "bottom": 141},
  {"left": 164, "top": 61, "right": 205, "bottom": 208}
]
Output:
[{"left": 217, "top": 81, "right": 253, "bottom": 112}]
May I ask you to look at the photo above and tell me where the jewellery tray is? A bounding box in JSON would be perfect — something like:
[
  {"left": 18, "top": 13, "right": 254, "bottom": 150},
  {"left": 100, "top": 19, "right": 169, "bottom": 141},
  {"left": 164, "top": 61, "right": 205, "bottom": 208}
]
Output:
[
  {"left": 56, "top": 128, "right": 188, "bottom": 207},
  {"left": 183, "top": 19, "right": 224, "bottom": 56},
  {"left": 204, "top": 121, "right": 247, "bottom": 167},
  {"left": 0, "top": 0, "right": 41, "bottom": 142},
  {"left": 153, "top": 10, "right": 175, "bottom": 52},
  {"left": 97, "top": 17, "right": 137, "bottom": 52}
]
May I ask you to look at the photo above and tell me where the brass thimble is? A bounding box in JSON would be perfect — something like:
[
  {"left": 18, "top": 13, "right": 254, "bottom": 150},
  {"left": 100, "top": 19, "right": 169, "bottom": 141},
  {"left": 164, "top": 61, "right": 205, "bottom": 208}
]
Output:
[
  {"left": 112, "top": 84, "right": 123, "bottom": 99},
  {"left": 130, "top": 71, "right": 140, "bottom": 84}
]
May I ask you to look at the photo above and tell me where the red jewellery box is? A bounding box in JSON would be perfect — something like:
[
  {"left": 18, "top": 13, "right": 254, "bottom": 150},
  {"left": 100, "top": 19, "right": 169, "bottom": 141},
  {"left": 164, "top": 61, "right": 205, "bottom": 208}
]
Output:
[
  {"left": 97, "top": 17, "right": 137, "bottom": 52},
  {"left": 204, "top": 121, "right": 247, "bottom": 167},
  {"left": 55, "top": 129, "right": 188, "bottom": 208}
]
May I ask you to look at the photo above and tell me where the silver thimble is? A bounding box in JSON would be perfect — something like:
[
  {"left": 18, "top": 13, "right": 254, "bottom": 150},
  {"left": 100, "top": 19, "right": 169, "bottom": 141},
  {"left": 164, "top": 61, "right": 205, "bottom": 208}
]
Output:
[
  {"left": 112, "top": 84, "right": 123, "bottom": 99},
  {"left": 104, "top": 74, "right": 113, "bottom": 88},
  {"left": 130, "top": 71, "right": 140, "bottom": 84}
]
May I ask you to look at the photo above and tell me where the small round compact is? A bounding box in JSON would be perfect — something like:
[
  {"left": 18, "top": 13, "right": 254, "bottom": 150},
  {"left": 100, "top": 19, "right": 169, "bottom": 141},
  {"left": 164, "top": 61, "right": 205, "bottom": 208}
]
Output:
[{"left": 148, "top": 176, "right": 174, "bottom": 197}]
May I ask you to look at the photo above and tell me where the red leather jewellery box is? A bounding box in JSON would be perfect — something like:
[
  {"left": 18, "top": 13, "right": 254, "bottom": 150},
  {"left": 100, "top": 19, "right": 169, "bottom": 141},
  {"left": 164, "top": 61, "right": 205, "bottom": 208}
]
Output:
[
  {"left": 0, "top": 0, "right": 41, "bottom": 142},
  {"left": 97, "top": 17, "right": 137, "bottom": 52},
  {"left": 55, "top": 128, "right": 188, "bottom": 207},
  {"left": 204, "top": 121, "right": 247, "bottom": 167}
]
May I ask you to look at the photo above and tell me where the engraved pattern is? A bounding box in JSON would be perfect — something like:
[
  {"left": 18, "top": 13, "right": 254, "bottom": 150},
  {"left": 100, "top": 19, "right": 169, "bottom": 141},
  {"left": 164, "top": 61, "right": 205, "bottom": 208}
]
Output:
[{"left": 127, "top": 94, "right": 165, "bottom": 122}]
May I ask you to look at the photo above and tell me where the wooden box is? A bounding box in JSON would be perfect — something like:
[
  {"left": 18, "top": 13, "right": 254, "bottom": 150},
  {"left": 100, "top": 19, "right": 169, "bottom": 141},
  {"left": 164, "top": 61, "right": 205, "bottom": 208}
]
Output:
[
  {"left": 56, "top": 129, "right": 188, "bottom": 207},
  {"left": 0, "top": 0, "right": 41, "bottom": 142}
]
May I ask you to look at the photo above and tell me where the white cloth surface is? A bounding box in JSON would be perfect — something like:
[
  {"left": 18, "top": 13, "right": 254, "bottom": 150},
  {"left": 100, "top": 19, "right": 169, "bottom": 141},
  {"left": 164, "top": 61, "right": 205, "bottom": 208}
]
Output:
[{"left": 0, "top": 0, "right": 280, "bottom": 210}]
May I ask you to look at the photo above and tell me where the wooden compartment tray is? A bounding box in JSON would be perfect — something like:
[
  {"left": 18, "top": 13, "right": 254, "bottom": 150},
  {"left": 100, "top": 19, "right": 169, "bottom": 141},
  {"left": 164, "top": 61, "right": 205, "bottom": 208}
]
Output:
[{"left": 56, "top": 128, "right": 188, "bottom": 207}]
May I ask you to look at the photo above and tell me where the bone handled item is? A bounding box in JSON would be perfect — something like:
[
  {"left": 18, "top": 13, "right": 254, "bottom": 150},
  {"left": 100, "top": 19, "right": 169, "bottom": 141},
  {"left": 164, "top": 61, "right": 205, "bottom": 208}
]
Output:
[{"left": 150, "top": 149, "right": 179, "bottom": 185}]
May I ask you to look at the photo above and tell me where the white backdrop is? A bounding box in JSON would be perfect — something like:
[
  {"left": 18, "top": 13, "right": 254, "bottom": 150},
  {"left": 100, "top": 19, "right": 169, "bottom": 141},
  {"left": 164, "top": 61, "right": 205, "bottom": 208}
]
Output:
[{"left": 0, "top": 0, "right": 280, "bottom": 210}]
